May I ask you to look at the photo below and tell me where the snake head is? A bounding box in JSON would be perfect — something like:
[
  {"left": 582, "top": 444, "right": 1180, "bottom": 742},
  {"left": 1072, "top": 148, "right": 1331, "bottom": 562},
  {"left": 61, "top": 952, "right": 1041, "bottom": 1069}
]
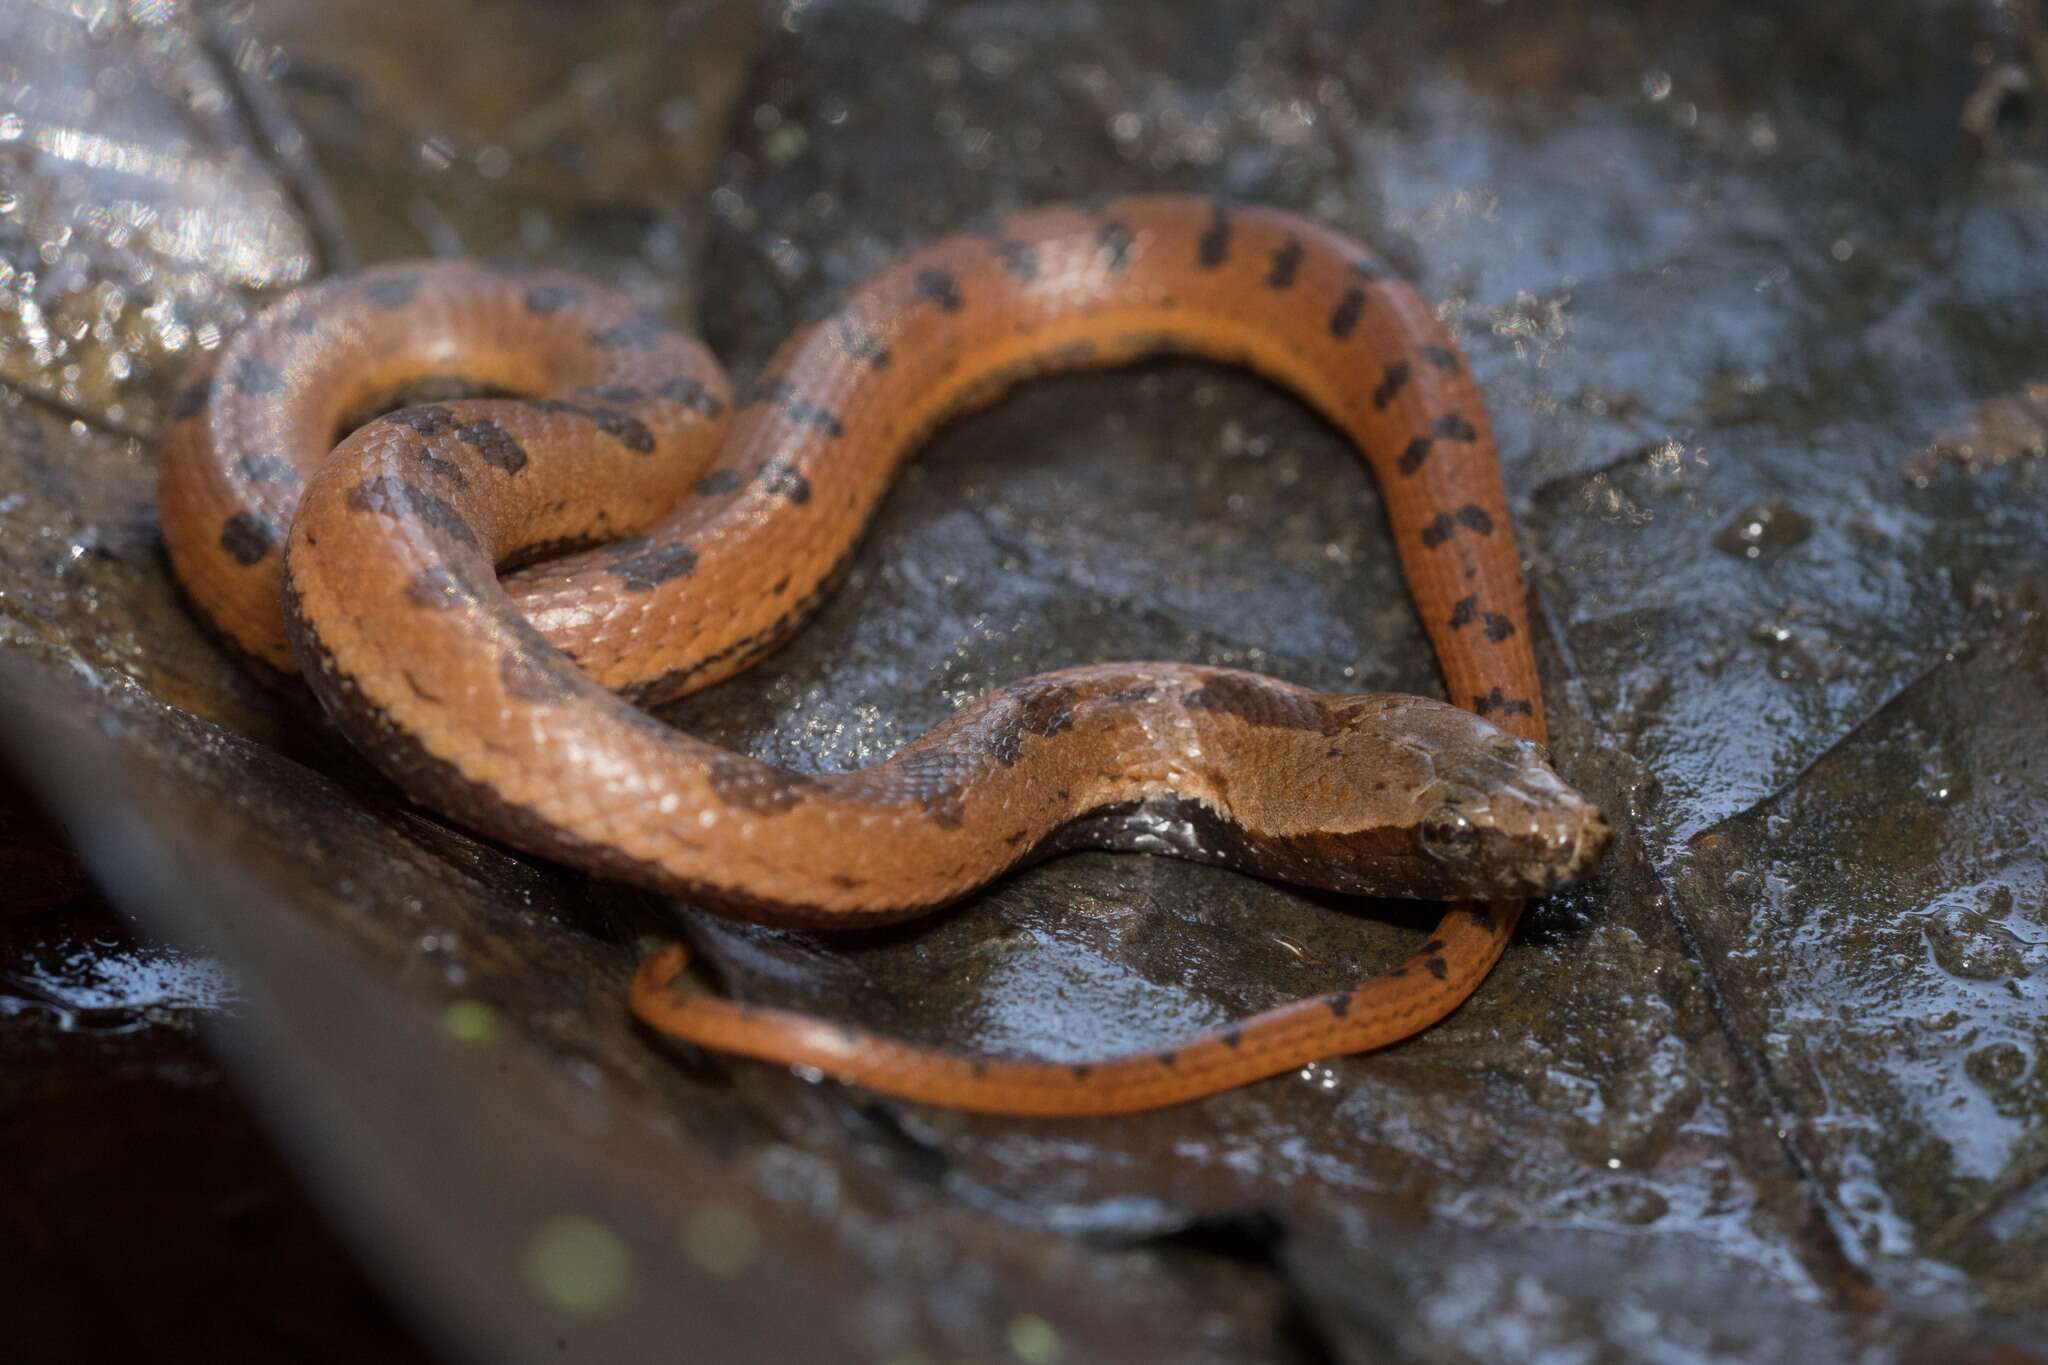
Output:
[{"left": 1271, "top": 694, "right": 1612, "bottom": 901}]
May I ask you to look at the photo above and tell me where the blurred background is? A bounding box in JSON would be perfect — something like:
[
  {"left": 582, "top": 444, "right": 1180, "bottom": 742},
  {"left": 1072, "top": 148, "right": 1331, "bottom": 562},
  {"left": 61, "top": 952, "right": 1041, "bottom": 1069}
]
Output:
[{"left": 2, "top": 1, "right": 2046, "bottom": 1361}]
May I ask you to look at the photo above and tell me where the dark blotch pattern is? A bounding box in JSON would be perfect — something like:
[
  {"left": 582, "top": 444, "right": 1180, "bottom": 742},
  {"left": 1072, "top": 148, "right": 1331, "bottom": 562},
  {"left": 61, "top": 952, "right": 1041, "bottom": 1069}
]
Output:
[
  {"left": 382, "top": 405, "right": 460, "bottom": 437},
  {"left": 1372, "top": 361, "right": 1411, "bottom": 410},
  {"left": 1222, "top": 1028, "right": 1244, "bottom": 1049},
  {"left": 411, "top": 446, "right": 469, "bottom": 489},
  {"left": 1330, "top": 288, "right": 1365, "bottom": 338},
  {"left": 1184, "top": 674, "right": 1322, "bottom": 731},
  {"left": 991, "top": 237, "right": 1038, "bottom": 282},
  {"left": 1448, "top": 596, "right": 1517, "bottom": 642},
  {"left": 456, "top": 419, "right": 528, "bottom": 474},
  {"left": 1474, "top": 688, "right": 1534, "bottom": 718},
  {"left": 756, "top": 459, "right": 812, "bottom": 504},
  {"left": 527, "top": 398, "right": 654, "bottom": 454},
  {"left": 1398, "top": 435, "right": 1434, "bottom": 476},
  {"left": 694, "top": 468, "right": 743, "bottom": 497},
  {"left": 235, "top": 453, "right": 297, "bottom": 486},
  {"left": 1156, "top": 1050, "right": 1179, "bottom": 1068},
  {"left": 915, "top": 268, "right": 963, "bottom": 312},
  {"left": 1434, "top": 411, "right": 1478, "bottom": 442},
  {"left": 1420, "top": 344, "right": 1461, "bottom": 372},
  {"left": 705, "top": 754, "right": 816, "bottom": 815},
  {"left": 1419, "top": 504, "right": 1496, "bottom": 547},
  {"left": 230, "top": 358, "right": 284, "bottom": 396},
  {"left": 1425, "top": 955, "right": 1450, "bottom": 980},
  {"left": 590, "top": 314, "right": 679, "bottom": 349},
  {"left": 834, "top": 315, "right": 891, "bottom": 369},
  {"left": 749, "top": 377, "right": 843, "bottom": 438},
  {"left": 1266, "top": 238, "right": 1303, "bottom": 288},
  {"left": 987, "top": 682, "right": 1079, "bottom": 766},
  {"left": 658, "top": 376, "right": 725, "bottom": 416},
  {"left": 1197, "top": 201, "right": 1232, "bottom": 268},
  {"left": 344, "top": 474, "right": 479, "bottom": 551},
  {"left": 524, "top": 283, "right": 577, "bottom": 315},
  {"left": 362, "top": 275, "right": 420, "bottom": 308},
  {"left": 1096, "top": 220, "right": 1134, "bottom": 272},
  {"left": 1326, "top": 992, "right": 1352, "bottom": 1019},
  {"left": 218, "top": 511, "right": 275, "bottom": 566},
  {"left": 608, "top": 540, "right": 698, "bottom": 591}
]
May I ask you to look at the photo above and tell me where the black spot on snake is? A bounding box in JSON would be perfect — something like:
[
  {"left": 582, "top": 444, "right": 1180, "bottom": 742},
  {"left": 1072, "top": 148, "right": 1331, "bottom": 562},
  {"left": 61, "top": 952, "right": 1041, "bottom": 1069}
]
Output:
[
  {"left": 1466, "top": 905, "right": 1495, "bottom": 929},
  {"left": 991, "top": 237, "right": 1039, "bottom": 282},
  {"left": 172, "top": 375, "right": 213, "bottom": 421},
  {"left": 406, "top": 565, "right": 480, "bottom": 610},
  {"left": 834, "top": 315, "right": 891, "bottom": 369},
  {"left": 1330, "top": 287, "right": 1365, "bottom": 339},
  {"left": 658, "top": 376, "right": 724, "bottom": 416},
  {"left": 1420, "top": 344, "right": 1461, "bottom": 372},
  {"left": 1184, "top": 674, "right": 1322, "bottom": 731},
  {"left": 218, "top": 511, "right": 275, "bottom": 566},
  {"left": 382, "top": 404, "right": 460, "bottom": 437},
  {"left": 1070, "top": 1064, "right": 1093, "bottom": 1080},
  {"left": 343, "top": 474, "right": 479, "bottom": 551},
  {"left": 589, "top": 314, "right": 677, "bottom": 349},
  {"left": 1449, "top": 595, "right": 1479, "bottom": 630},
  {"left": 749, "top": 377, "right": 844, "bottom": 437},
  {"left": 235, "top": 453, "right": 297, "bottom": 486},
  {"left": 1197, "top": 200, "right": 1232, "bottom": 268},
  {"left": 1156, "top": 1049, "right": 1179, "bottom": 1068},
  {"left": 1474, "top": 688, "right": 1534, "bottom": 718},
  {"left": 1096, "top": 220, "right": 1134, "bottom": 272},
  {"left": 456, "top": 419, "right": 528, "bottom": 474},
  {"left": 1421, "top": 939, "right": 1446, "bottom": 954},
  {"left": 1419, "top": 504, "right": 1495, "bottom": 547},
  {"left": 704, "top": 755, "right": 816, "bottom": 815},
  {"left": 987, "top": 682, "right": 1079, "bottom": 766},
  {"left": 1222, "top": 1028, "right": 1244, "bottom": 1049},
  {"left": 362, "top": 275, "right": 420, "bottom": 308},
  {"left": 1267, "top": 237, "right": 1303, "bottom": 288},
  {"left": 1482, "top": 613, "right": 1516, "bottom": 643},
  {"left": 608, "top": 541, "right": 698, "bottom": 591},
  {"left": 756, "top": 460, "right": 812, "bottom": 504},
  {"left": 1326, "top": 992, "right": 1352, "bottom": 1019},
  {"left": 1426, "top": 955, "right": 1449, "bottom": 980},
  {"left": 1434, "top": 411, "right": 1477, "bottom": 442},
  {"left": 526, "top": 398, "right": 654, "bottom": 453},
  {"left": 523, "top": 283, "right": 577, "bottom": 315},
  {"left": 230, "top": 358, "right": 284, "bottom": 396},
  {"left": 1372, "top": 361, "right": 1411, "bottom": 410},
  {"left": 411, "top": 446, "right": 468, "bottom": 489},
  {"left": 915, "top": 268, "right": 963, "bottom": 312},
  {"left": 1398, "top": 435, "right": 1434, "bottom": 476},
  {"left": 694, "top": 468, "right": 743, "bottom": 497}
]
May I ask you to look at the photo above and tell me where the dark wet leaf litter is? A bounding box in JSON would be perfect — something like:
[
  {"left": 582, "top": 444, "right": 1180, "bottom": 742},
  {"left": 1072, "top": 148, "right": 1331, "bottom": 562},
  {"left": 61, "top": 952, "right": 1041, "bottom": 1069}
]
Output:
[{"left": 2, "top": 0, "right": 2045, "bottom": 1360}]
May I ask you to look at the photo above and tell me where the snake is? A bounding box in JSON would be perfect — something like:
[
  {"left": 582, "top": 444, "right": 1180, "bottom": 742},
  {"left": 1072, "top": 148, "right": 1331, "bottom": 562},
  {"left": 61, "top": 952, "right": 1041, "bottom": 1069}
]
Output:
[{"left": 158, "top": 196, "right": 1610, "bottom": 1116}]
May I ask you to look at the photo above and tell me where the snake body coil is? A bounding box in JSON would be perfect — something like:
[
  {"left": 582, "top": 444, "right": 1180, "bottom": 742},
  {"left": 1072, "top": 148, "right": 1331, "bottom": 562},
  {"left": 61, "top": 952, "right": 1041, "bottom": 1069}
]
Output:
[{"left": 159, "top": 198, "right": 1608, "bottom": 1115}]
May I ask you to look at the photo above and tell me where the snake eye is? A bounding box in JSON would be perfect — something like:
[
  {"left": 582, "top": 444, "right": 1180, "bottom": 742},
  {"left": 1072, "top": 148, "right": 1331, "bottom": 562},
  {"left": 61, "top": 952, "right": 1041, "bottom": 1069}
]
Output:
[{"left": 1419, "top": 805, "right": 1479, "bottom": 864}]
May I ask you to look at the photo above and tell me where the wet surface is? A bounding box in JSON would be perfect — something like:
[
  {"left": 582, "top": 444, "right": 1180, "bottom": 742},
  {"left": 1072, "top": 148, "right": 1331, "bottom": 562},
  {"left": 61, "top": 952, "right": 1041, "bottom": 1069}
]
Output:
[{"left": 3, "top": 0, "right": 2047, "bottom": 1361}]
